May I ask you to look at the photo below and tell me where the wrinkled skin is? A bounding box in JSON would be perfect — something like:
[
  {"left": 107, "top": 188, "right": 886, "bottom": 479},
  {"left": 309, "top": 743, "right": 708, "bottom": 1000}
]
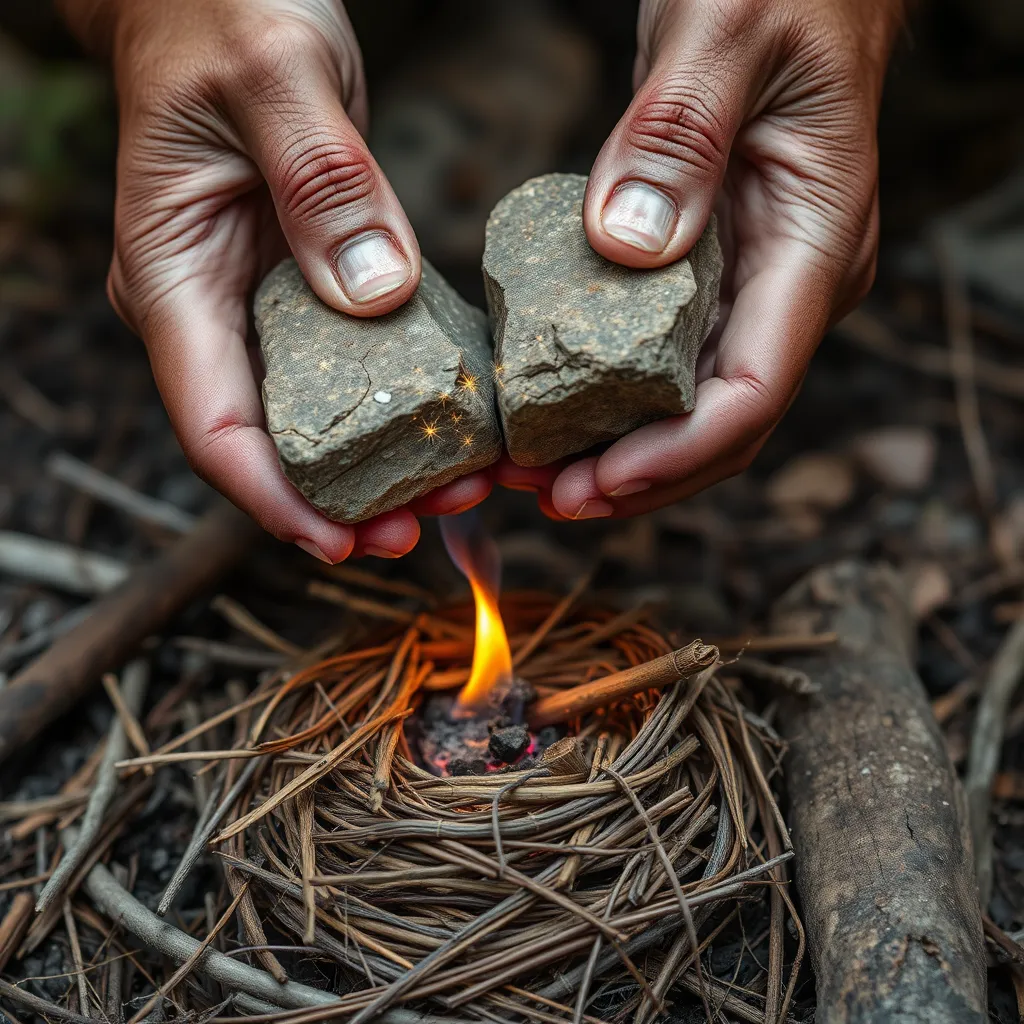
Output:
[{"left": 60, "top": 0, "right": 902, "bottom": 558}]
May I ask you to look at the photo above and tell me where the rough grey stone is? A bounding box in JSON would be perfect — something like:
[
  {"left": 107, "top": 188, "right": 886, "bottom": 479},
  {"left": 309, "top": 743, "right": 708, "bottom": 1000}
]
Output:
[
  {"left": 255, "top": 258, "right": 502, "bottom": 524},
  {"left": 482, "top": 173, "right": 722, "bottom": 466}
]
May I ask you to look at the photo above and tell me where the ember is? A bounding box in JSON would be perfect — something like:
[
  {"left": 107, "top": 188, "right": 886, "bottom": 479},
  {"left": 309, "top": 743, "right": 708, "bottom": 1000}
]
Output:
[
  {"left": 419, "top": 510, "right": 551, "bottom": 775},
  {"left": 415, "top": 677, "right": 553, "bottom": 776}
]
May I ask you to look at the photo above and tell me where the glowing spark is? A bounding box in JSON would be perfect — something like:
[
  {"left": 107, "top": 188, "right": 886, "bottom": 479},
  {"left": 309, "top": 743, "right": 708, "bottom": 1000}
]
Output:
[
  {"left": 457, "top": 372, "right": 478, "bottom": 393},
  {"left": 460, "top": 433, "right": 475, "bottom": 448},
  {"left": 450, "top": 412, "right": 463, "bottom": 425},
  {"left": 437, "top": 390, "right": 451, "bottom": 406},
  {"left": 419, "top": 419, "right": 441, "bottom": 442}
]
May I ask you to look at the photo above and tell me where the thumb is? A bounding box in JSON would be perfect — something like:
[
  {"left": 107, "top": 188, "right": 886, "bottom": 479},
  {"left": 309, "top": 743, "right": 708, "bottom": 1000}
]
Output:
[
  {"left": 234, "top": 64, "right": 420, "bottom": 317},
  {"left": 584, "top": 7, "right": 763, "bottom": 268}
]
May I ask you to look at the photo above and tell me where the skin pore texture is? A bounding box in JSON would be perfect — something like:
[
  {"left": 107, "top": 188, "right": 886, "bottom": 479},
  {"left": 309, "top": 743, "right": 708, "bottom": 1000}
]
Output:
[{"left": 59, "top": 0, "right": 903, "bottom": 557}]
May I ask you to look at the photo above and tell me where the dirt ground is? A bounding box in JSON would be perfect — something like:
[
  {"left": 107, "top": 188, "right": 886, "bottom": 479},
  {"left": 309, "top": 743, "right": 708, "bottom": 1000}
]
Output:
[{"left": 2, "top": 1, "right": 1024, "bottom": 1020}]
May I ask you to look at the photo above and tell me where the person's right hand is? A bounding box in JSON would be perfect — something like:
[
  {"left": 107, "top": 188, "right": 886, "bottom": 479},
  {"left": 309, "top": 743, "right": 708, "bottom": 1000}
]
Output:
[{"left": 60, "top": 0, "right": 492, "bottom": 563}]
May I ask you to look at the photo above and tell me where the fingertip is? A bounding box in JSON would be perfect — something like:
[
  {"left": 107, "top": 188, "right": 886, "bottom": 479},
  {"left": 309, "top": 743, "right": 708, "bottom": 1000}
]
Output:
[
  {"left": 295, "top": 526, "right": 355, "bottom": 565},
  {"left": 331, "top": 230, "right": 422, "bottom": 317},
  {"left": 494, "top": 455, "right": 562, "bottom": 494},
  {"left": 584, "top": 178, "right": 680, "bottom": 269},
  {"left": 551, "top": 457, "right": 607, "bottom": 520},
  {"left": 409, "top": 472, "right": 492, "bottom": 517},
  {"left": 352, "top": 508, "right": 421, "bottom": 558}
]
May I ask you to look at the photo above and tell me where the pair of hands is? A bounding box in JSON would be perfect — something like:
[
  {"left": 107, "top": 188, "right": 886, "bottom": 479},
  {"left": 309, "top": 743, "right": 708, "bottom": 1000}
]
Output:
[{"left": 62, "top": 0, "right": 900, "bottom": 563}]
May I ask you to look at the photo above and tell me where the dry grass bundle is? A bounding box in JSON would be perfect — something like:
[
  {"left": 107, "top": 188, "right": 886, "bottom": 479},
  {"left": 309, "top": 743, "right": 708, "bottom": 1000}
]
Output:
[{"left": 187, "top": 591, "right": 804, "bottom": 1024}]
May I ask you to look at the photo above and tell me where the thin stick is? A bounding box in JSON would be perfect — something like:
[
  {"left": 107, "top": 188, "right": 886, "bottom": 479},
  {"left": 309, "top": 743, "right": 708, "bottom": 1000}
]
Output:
[
  {"left": 0, "top": 501, "right": 259, "bottom": 764},
  {"left": 837, "top": 306, "right": 1024, "bottom": 401},
  {"left": 213, "top": 707, "right": 411, "bottom": 843},
  {"left": 157, "top": 757, "right": 262, "bottom": 917},
  {"left": 307, "top": 581, "right": 418, "bottom": 624},
  {"left": 63, "top": 900, "right": 91, "bottom": 1017},
  {"left": 965, "top": 615, "right": 1024, "bottom": 905},
  {"left": 0, "top": 894, "right": 33, "bottom": 973},
  {"left": 513, "top": 570, "right": 593, "bottom": 668},
  {"left": 710, "top": 632, "right": 838, "bottom": 654},
  {"left": 602, "top": 765, "right": 709, "bottom": 1020},
  {"left": 528, "top": 641, "right": 718, "bottom": 728},
  {"left": 127, "top": 883, "right": 249, "bottom": 1024},
  {"left": 0, "top": 531, "right": 128, "bottom": 597},
  {"left": 0, "top": 978, "right": 99, "bottom": 1024},
  {"left": 210, "top": 595, "right": 303, "bottom": 658},
  {"left": 0, "top": 873, "right": 50, "bottom": 893},
  {"left": 321, "top": 563, "right": 435, "bottom": 605},
  {"left": 37, "top": 660, "right": 149, "bottom": 913},
  {"left": 101, "top": 674, "right": 150, "bottom": 762},
  {"left": 298, "top": 792, "right": 317, "bottom": 946},
  {"left": 729, "top": 656, "right": 818, "bottom": 696},
  {"left": 80, "top": 858, "right": 346, "bottom": 1012},
  {"left": 47, "top": 451, "right": 196, "bottom": 535},
  {"left": 934, "top": 232, "right": 997, "bottom": 512}
]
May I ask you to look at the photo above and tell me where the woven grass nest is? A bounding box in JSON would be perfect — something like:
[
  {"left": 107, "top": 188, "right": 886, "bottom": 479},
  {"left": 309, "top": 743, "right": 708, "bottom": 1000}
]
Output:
[{"left": 207, "top": 590, "right": 801, "bottom": 1024}]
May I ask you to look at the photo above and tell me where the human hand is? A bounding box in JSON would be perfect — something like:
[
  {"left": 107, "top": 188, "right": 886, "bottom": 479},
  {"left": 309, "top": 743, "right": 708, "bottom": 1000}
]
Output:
[
  {"left": 497, "top": 0, "right": 902, "bottom": 520},
  {"left": 60, "top": 0, "right": 491, "bottom": 562}
]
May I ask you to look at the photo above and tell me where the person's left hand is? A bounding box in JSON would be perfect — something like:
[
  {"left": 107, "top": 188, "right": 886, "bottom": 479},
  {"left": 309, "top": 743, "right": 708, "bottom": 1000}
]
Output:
[{"left": 496, "top": 0, "right": 900, "bottom": 520}]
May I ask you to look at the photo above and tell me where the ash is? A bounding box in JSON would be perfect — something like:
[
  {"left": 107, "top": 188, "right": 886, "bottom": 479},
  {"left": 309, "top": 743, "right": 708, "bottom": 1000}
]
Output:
[{"left": 414, "top": 676, "right": 558, "bottom": 775}]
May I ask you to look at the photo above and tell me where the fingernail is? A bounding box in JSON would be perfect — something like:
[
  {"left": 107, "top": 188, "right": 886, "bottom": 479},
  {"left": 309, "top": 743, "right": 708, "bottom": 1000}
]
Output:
[
  {"left": 573, "top": 499, "right": 614, "bottom": 520},
  {"left": 503, "top": 483, "right": 541, "bottom": 493},
  {"left": 336, "top": 231, "right": 410, "bottom": 303},
  {"left": 363, "top": 544, "right": 402, "bottom": 559},
  {"left": 601, "top": 181, "right": 676, "bottom": 253},
  {"left": 608, "top": 479, "right": 652, "bottom": 497},
  {"left": 296, "top": 538, "right": 333, "bottom": 564}
]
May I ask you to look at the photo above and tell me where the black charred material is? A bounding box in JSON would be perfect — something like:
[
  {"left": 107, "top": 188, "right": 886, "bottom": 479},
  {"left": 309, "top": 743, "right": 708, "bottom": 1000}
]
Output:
[
  {"left": 449, "top": 757, "right": 489, "bottom": 776},
  {"left": 489, "top": 725, "right": 530, "bottom": 763}
]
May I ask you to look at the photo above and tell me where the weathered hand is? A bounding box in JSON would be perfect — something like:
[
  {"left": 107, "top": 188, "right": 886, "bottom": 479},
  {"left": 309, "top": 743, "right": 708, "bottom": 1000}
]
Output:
[
  {"left": 61, "top": 0, "right": 491, "bottom": 561},
  {"left": 497, "top": 0, "right": 902, "bottom": 520}
]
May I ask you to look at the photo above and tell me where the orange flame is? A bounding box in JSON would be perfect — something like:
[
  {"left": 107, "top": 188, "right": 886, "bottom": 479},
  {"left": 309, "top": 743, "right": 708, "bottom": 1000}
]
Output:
[
  {"left": 459, "top": 573, "right": 512, "bottom": 711},
  {"left": 440, "top": 512, "right": 512, "bottom": 715}
]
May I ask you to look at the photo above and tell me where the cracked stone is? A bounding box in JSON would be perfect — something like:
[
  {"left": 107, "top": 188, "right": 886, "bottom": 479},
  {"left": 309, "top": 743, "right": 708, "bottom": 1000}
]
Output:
[
  {"left": 483, "top": 173, "right": 722, "bottom": 466},
  {"left": 254, "top": 258, "right": 502, "bottom": 523}
]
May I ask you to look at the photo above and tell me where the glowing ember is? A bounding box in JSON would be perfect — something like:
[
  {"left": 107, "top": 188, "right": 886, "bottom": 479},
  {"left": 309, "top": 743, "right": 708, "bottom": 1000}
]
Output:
[{"left": 440, "top": 510, "right": 513, "bottom": 715}]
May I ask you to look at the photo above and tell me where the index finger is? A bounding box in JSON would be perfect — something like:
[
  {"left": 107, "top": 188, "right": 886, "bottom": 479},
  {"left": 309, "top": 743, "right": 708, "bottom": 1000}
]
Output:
[{"left": 143, "top": 280, "right": 358, "bottom": 563}]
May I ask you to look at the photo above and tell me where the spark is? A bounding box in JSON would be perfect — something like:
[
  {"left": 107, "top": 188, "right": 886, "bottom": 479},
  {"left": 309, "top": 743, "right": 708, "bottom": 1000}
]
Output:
[
  {"left": 492, "top": 364, "right": 506, "bottom": 390},
  {"left": 456, "top": 372, "right": 478, "bottom": 393},
  {"left": 418, "top": 418, "right": 441, "bottom": 442},
  {"left": 437, "top": 390, "right": 451, "bottom": 406},
  {"left": 450, "top": 411, "right": 463, "bottom": 425},
  {"left": 460, "top": 433, "right": 475, "bottom": 448}
]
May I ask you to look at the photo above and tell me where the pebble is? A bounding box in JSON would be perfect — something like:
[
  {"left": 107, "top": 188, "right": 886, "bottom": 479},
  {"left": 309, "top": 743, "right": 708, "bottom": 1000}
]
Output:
[
  {"left": 851, "top": 425, "right": 937, "bottom": 491},
  {"left": 765, "top": 452, "right": 857, "bottom": 511}
]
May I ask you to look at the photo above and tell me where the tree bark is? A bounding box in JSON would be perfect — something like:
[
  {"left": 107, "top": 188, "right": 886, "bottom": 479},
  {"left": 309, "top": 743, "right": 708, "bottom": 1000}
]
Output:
[{"left": 773, "top": 561, "right": 986, "bottom": 1023}]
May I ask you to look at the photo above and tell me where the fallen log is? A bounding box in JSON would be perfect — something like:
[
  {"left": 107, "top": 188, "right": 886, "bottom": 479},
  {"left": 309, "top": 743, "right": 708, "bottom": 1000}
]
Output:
[
  {"left": 773, "top": 561, "right": 985, "bottom": 1023},
  {"left": 0, "top": 501, "right": 261, "bottom": 764}
]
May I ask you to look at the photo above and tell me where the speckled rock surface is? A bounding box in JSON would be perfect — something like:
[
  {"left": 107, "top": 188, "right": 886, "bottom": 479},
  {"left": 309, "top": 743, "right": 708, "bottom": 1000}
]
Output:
[
  {"left": 483, "top": 173, "right": 722, "bottom": 466},
  {"left": 255, "top": 259, "right": 502, "bottom": 524}
]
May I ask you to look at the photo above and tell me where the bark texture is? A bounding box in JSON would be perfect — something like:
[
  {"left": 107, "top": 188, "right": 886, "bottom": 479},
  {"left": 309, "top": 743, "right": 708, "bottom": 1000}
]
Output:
[{"left": 773, "top": 561, "right": 986, "bottom": 1024}]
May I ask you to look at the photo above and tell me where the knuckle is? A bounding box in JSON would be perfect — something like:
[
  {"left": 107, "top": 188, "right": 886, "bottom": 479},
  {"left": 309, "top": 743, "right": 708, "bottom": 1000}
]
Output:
[
  {"left": 724, "top": 372, "right": 782, "bottom": 429},
  {"left": 273, "top": 136, "right": 375, "bottom": 222},
  {"left": 626, "top": 87, "right": 730, "bottom": 177},
  {"left": 228, "top": 19, "right": 321, "bottom": 93},
  {"left": 183, "top": 417, "right": 241, "bottom": 480}
]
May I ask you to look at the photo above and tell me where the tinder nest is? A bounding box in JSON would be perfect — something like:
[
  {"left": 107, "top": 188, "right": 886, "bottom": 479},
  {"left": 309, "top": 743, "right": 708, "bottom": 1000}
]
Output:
[{"left": 208, "top": 592, "right": 801, "bottom": 1024}]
